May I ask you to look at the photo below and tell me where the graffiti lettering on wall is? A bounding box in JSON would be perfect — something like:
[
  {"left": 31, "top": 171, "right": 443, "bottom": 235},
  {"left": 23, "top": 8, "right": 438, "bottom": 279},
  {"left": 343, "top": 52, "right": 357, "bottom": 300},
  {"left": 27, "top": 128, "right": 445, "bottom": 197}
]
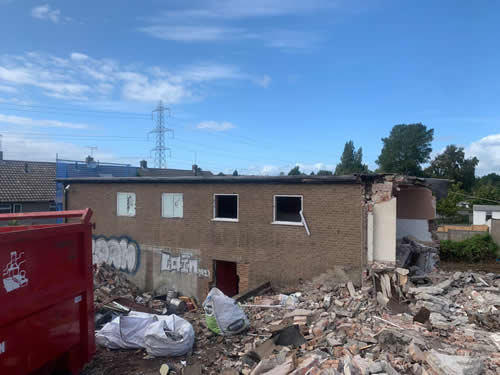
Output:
[
  {"left": 92, "top": 235, "right": 140, "bottom": 274},
  {"left": 160, "top": 252, "right": 210, "bottom": 278}
]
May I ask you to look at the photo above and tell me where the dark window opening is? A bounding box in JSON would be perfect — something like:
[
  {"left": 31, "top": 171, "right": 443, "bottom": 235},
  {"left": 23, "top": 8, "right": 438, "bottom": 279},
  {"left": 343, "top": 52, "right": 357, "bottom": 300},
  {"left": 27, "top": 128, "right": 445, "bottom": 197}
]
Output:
[
  {"left": 275, "top": 196, "right": 302, "bottom": 222},
  {"left": 0, "top": 204, "right": 11, "bottom": 214},
  {"left": 215, "top": 195, "right": 238, "bottom": 219},
  {"left": 13, "top": 204, "right": 22, "bottom": 213},
  {"left": 486, "top": 213, "right": 492, "bottom": 221}
]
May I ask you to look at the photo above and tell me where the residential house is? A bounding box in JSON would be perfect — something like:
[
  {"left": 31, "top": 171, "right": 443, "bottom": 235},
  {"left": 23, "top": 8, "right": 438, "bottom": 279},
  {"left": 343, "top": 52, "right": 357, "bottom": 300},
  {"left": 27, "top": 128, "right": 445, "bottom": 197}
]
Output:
[
  {"left": 0, "top": 159, "right": 56, "bottom": 220},
  {"left": 473, "top": 205, "right": 500, "bottom": 227}
]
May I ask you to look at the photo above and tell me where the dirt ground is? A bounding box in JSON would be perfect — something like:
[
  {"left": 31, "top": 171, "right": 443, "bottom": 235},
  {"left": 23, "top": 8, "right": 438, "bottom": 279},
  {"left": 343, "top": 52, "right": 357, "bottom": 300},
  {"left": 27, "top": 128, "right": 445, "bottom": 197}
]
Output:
[{"left": 80, "top": 346, "right": 191, "bottom": 375}]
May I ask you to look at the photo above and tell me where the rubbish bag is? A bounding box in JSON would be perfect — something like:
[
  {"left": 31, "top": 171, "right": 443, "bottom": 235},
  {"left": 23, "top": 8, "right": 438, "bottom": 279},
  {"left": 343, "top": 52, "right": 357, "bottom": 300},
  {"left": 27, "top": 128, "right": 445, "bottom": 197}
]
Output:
[
  {"left": 95, "top": 317, "right": 126, "bottom": 349},
  {"left": 120, "top": 315, "right": 158, "bottom": 349},
  {"left": 144, "top": 314, "right": 195, "bottom": 357},
  {"left": 203, "top": 288, "right": 249, "bottom": 336},
  {"left": 96, "top": 315, "right": 158, "bottom": 350}
]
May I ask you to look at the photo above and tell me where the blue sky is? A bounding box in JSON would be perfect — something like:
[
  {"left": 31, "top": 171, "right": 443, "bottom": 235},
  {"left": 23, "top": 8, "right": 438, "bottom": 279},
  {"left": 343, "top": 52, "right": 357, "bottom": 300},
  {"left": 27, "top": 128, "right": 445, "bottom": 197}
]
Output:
[{"left": 0, "top": 0, "right": 499, "bottom": 175}]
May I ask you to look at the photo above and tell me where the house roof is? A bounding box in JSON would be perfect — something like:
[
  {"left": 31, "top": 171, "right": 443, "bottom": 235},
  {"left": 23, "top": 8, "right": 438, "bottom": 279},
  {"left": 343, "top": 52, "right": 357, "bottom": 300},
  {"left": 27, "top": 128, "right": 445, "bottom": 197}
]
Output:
[
  {"left": 473, "top": 205, "right": 500, "bottom": 212},
  {"left": 0, "top": 160, "right": 56, "bottom": 202},
  {"left": 57, "top": 174, "right": 361, "bottom": 184}
]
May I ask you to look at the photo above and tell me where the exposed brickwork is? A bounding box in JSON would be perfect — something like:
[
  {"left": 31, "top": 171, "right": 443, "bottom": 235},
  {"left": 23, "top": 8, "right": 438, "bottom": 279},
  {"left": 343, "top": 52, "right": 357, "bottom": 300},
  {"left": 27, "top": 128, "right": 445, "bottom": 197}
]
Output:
[
  {"left": 67, "top": 182, "right": 365, "bottom": 298},
  {"left": 237, "top": 263, "right": 250, "bottom": 293}
]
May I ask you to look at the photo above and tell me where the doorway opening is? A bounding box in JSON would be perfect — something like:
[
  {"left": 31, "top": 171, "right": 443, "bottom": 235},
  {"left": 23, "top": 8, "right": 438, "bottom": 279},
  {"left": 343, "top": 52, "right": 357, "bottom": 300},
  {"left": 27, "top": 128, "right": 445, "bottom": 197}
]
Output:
[{"left": 214, "top": 260, "right": 239, "bottom": 297}]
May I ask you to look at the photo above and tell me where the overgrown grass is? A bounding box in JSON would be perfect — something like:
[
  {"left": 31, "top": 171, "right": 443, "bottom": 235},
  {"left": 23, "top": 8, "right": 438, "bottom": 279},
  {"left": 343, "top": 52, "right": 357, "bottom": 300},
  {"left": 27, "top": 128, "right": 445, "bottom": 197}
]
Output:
[{"left": 440, "top": 234, "right": 499, "bottom": 263}]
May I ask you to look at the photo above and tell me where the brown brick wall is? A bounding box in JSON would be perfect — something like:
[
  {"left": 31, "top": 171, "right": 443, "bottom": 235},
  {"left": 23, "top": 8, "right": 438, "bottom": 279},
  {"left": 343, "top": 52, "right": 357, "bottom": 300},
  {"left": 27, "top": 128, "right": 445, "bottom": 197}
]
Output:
[
  {"left": 237, "top": 263, "right": 250, "bottom": 294},
  {"left": 67, "top": 182, "right": 365, "bottom": 297}
]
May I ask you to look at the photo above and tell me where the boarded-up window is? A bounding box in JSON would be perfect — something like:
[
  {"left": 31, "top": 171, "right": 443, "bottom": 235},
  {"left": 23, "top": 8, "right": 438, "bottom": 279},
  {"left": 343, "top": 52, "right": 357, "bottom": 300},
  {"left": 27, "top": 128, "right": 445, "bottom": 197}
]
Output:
[
  {"left": 274, "top": 195, "right": 303, "bottom": 223},
  {"left": 117, "top": 192, "right": 136, "bottom": 217},
  {"left": 162, "top": 193, "right": 184, "bottom": 218}
]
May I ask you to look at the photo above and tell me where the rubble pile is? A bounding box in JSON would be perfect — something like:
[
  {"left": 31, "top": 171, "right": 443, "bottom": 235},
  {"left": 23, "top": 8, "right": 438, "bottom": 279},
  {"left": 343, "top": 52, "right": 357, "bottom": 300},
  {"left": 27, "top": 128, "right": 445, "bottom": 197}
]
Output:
[
  {"left": 396, "top": 237, "right": 439, "bottom": 276},
  {"left": 185, "top": 270, "right": 500, "bottom": 374},
  {"left": 91, "top": 264, "right": 500, "bottom": 374},
  {"left": 94, "top": 263, "right": 142, "bottom": 305}
]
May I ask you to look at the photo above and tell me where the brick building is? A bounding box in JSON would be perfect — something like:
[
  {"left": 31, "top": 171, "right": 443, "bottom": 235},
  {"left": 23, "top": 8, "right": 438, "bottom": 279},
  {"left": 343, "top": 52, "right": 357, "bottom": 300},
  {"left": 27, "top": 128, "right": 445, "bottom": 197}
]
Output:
[{"left": 60, "top": 174, "right": 437, "bottom": 300}]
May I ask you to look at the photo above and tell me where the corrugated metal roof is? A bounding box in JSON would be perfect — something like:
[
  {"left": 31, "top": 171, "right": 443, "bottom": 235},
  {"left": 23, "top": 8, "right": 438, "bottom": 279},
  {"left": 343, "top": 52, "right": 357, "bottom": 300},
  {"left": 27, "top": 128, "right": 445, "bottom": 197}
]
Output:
[{"left": 0, "top": 160, "right": 56, "bottom": 202}]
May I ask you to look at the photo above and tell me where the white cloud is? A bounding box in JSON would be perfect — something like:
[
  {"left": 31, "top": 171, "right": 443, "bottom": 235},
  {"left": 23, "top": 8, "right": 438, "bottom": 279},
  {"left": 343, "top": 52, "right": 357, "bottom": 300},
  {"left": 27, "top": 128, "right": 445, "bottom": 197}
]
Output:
[
  {"left": 139, "top": 24, "right": 320, "bottom": 49},
  {"left": 0, "top": 113, "right": 89, "bottom": 129},
  {"left": 31, "top": 4, "right": 61, "bottom": 23},
  {"left": 178, "top": 63, "right": 244, "bottom": 82},
  {"left": 0, "top": 84, "right": 16, "bottom": 93},
  {"left": 466, "top": 133, "right": 500, "bottom": 176},
  {"left": 138, "top": 25, "right": 244, "bottom": 42},
  {"left": 196, "top": 121, "right": 236, "bottom": 131},
  {"left": 1, "top": 134, "right": 114, "bottom": 162},
  {"left": 70, "top": 52, "right": 89, "bottom": 61},
  {"left": 138, "top": 1, "right": 327, "bottom": 49},
  {"left": 121, "top": 77, "right": 187, "bottom": 103},
  {"left": 0, "top": 52, "right": 267, "bottom": 104},
  {"left": 0, "top": 65, "right": 89, "bottom": 97},
  {"left": 162, "top": 0, "right": 334, "bottom": 19}
]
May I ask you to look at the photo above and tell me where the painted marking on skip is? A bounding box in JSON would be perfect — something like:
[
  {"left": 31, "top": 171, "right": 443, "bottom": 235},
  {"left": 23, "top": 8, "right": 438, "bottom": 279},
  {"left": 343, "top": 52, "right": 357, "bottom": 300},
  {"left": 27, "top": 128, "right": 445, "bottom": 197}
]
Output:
[
  {"left": 0, "top": 341, "right": 6, "bottom": 354},
  {"left": 2, "top": 251, "right": 29, "bottom": 293}
]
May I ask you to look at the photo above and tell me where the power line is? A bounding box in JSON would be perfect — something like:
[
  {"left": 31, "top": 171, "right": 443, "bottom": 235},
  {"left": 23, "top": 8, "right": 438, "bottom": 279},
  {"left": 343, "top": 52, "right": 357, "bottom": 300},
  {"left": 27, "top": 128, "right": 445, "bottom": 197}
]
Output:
[
  {"left": 0, "top": 103, "right": 149, "bottom": 119},
  {"left": 454, "top": 192, "right": 500, "bottom": 204}
]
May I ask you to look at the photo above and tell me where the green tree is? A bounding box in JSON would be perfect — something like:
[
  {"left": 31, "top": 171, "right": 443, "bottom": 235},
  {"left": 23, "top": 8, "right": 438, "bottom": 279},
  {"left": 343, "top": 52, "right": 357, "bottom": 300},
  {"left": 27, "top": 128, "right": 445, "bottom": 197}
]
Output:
[
  {"left": 425, "top": 145, "right": 478, "bottom": 191},
  {"left": 217, "top": 172, "right": 225, "bottom": 176},
  {"left": 232, "top": 170, "right": 239, "bottom": 176},
  {"left": 334, "top": 141, "right": 368, "bottom": 175},
  {"left": 317, "top": 170, "right": 333, "bottom": 176},
  {"left": 436, "top": 183, "right": 464, "bottom": 217},
  {"left": 470, "top": 184, "right": 500, "bottom": 205},
  {"left": 376, "top": 123, "right": 434, "bottom": 176},
  {"left": 288, "top": 166, "right": 302, "bottom": 175},
  {"left": 476, "top": 173, "right": 500, "bottom": 186},
  {"left": 310, "top": 171, "right": 316, "bottom": 176}
]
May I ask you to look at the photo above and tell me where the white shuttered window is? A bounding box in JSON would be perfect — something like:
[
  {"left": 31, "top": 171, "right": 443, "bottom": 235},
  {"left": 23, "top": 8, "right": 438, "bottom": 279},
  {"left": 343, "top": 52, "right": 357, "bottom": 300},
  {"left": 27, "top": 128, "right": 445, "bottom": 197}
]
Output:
[
  {"left": 162, "top": 193, "right": 183, "bottom": 218},
  {"left": 117, "top": 192, "right": 136, "bottom": 217}
]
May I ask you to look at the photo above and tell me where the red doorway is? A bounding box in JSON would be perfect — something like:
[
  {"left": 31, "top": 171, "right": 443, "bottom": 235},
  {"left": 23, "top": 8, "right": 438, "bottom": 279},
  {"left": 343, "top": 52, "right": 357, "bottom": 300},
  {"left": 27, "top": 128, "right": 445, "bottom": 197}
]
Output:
[{"left": 215, "top": 260, "right": 239, "bottom": 297}]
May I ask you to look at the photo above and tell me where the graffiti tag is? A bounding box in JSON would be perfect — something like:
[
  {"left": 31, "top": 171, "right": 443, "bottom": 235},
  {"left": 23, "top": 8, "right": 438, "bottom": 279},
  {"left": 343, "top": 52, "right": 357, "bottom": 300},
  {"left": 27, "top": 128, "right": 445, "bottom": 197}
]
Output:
[
  {"left": 92, "top": 236, "right": 140, "bottom": 273},
  {"left": 160, "top": 252, "right": 210, "bottom": 278}
]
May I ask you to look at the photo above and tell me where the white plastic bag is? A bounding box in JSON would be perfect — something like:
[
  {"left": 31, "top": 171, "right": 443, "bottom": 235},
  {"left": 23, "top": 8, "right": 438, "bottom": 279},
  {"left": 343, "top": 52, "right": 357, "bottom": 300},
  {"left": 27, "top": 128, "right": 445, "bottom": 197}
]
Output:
[
  {"left": 203, "top": 288, "right": 249, "bottom": 336},
  {"left": 120, "top": 315, "right": 158, "bottom": 349},
  {"left": 144, "top": 314, "right": 195, "bottom": 357},
  {"left": 96, "top": 312, "right": 194, "bottom": 357},
  {"left": 95, "top": 317, "right": 126, "bottom": 349},
  {"left": 278, "top": 293, "right": 299, "bottom": 307}
]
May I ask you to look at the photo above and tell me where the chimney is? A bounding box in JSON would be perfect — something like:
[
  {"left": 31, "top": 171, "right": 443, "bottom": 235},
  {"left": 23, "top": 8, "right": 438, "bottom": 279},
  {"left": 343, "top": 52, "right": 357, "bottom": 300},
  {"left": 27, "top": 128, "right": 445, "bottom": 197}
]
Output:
[
  {"left": 85, "top": 155, "right": 94, "bottom": 165},
  {"left": 0, "top": 151, "right": 3, "bottom": 161},
  {"left": 192, "top": 164, "right": 198, "bottom": 176},
  {"left": 140, "top": 160, "right": 148, "bottom": 169}
]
